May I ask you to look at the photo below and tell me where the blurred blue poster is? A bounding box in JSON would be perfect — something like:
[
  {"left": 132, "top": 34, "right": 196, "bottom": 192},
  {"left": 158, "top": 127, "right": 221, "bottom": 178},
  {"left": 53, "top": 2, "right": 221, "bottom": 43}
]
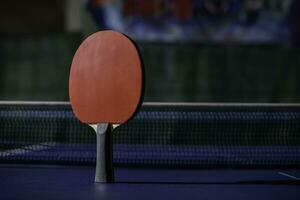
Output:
[{"left": 85, "top": 0, "right": 296, "bottom": 43}]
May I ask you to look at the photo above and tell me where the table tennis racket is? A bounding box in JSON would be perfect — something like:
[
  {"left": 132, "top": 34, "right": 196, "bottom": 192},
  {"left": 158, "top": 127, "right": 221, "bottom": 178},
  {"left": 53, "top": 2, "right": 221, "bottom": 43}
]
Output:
[{"left": 69, "top": 30, "right": 144, "bottom": 183}]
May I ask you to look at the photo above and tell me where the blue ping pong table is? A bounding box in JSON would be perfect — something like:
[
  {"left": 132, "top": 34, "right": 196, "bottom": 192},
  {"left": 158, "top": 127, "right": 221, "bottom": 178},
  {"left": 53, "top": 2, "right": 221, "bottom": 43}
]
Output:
[
  {"left": 0, "top": 164, "right": 299, "bottom": 200},
  {"left": 1, "top": 102, "right": 300, "bottom": 199}
]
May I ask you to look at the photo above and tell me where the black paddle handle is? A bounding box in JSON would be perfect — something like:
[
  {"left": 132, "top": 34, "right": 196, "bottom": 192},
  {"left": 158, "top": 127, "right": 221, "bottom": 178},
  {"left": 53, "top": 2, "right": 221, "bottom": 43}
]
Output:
[{"left": 95, "top": 124, "right": 114, "bottom": 183}]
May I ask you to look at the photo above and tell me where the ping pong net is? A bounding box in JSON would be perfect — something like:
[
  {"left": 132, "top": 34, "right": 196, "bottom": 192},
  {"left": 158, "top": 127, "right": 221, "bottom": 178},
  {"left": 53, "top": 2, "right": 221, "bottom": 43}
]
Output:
[{"left": 0, "top": 101, "right": 299, "bottom": 169}]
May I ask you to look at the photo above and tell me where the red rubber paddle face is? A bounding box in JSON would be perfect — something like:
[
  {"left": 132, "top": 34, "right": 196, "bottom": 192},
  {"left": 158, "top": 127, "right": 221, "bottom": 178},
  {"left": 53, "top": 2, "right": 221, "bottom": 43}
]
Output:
[{"left": 69, "top": 31, "right": 144, "bottom": 124}]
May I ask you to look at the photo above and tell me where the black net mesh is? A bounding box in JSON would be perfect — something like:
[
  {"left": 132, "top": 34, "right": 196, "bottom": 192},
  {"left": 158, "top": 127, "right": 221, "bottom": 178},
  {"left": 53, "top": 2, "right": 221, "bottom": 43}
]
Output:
[{"left": 0, "top": 102, "right": 299, "bottom": 169}]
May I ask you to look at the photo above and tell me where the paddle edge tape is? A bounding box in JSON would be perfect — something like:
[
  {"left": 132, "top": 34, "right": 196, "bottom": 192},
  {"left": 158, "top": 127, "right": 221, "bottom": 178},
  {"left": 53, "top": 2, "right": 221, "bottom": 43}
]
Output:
[{"left": 69, "top": 30, "right": 145, "bottom": 124}]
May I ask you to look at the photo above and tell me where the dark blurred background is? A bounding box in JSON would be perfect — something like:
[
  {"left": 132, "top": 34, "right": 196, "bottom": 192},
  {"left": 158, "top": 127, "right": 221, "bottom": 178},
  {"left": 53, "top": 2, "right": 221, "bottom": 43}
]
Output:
[{"left": 0, "top": 0, "right": 299, "bottom": 102}]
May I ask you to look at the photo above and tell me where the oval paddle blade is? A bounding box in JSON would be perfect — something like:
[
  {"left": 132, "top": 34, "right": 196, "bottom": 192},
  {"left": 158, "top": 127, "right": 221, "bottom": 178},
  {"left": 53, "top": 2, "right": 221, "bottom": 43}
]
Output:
[{"left": 69, "top": 30, "right": 144, "bottom": 124}]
